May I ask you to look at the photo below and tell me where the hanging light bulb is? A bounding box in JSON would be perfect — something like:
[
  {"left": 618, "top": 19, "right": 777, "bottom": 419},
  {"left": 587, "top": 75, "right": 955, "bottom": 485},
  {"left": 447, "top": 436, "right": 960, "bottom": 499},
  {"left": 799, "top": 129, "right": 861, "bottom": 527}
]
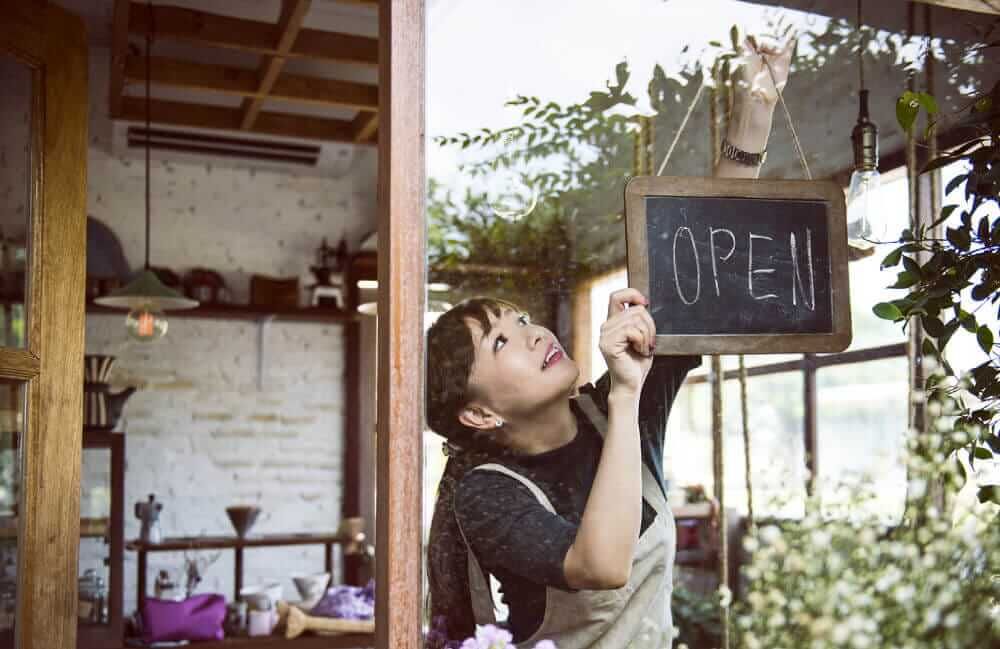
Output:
[
  {"left": 847, "top": 89, "right": 884, "bottom": 248},
  {"left": 846, "top": 1, "right": 885, "bottom": 250},
  {"left": 93, "top": 1, "right": 197, "bottom": 337},
  {"left": 126, "top": 305, "right": 168, "bottom": 342}
]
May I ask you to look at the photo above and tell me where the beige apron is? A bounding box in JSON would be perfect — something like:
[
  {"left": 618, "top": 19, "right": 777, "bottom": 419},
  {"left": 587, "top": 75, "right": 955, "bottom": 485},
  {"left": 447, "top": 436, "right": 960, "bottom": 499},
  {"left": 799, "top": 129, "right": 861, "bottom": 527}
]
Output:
[{"left": 457, "top": 394, "right": 676, "bottom": 649}]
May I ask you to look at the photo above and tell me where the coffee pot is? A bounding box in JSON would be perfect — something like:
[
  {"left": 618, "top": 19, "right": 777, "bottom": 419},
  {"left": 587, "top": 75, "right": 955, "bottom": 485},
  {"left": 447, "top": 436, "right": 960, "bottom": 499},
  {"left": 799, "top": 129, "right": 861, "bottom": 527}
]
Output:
[{"left": 135, "top": 493, "right": 163, "bottom": 544}]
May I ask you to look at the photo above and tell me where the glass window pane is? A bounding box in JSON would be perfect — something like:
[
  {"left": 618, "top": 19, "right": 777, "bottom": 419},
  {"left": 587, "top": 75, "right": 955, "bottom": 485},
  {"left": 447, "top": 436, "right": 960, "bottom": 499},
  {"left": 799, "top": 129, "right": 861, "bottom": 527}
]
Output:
[
  {"left": 816, "top": 357, "right": 908, "bottom": 522},
  {"left": 0, "top": 381, "right": 25, "bottom": 647},
  {"left": 79, "top": 447, "right": 111, "bottom": 627},
  {"left": 666, "top": 372, "right": 806, "bottom": 519},
  {"left": 0, "top": 54, "right": 32, "bottom": 349}
]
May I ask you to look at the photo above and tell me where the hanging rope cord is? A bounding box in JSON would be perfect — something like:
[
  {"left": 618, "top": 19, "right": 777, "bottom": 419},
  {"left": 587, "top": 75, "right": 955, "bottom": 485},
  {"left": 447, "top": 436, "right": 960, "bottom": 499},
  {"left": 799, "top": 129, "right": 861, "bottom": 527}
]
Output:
[{"left": 657, "top": 48, "right": 813, "bottom": 180}]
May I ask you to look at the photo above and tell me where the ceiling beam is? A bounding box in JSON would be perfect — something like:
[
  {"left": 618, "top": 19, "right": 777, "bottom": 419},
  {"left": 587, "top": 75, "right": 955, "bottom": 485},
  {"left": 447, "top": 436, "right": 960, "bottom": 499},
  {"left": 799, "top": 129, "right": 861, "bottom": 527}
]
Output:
[
  {"left": 119, "top": 96, "right": 372, "bottom": 145},
  {"left": 108, "top": 0, "right": 130, "bottom": 117},
  {"left": 352, "top": 111, "right": 379, "bottom": 143},
  {"left": 123, "top": 55, "right": 378, "bottom": 111},
  {"left": 909, "top": 0, "right": 1000, "bottom": 14},
  {"left": 128, "top": 2, "right": 378, "bottom": 67},
  {"left": 241, "top": 0, "right": 312, "bottom": 130}
]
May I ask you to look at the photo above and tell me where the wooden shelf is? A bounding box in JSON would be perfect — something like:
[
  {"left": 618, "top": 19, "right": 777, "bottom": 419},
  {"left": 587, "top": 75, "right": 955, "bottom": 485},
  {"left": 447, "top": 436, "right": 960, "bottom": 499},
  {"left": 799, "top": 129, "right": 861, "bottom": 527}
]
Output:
[
  {"left": 124, "top": 632, "right": 374, "bottom": 649},
  {"left": 126, "top": 531, "right": 360, "bottom": 553},
  {"left": 86, "top": 302, "right": 358, "bottom": 325}
]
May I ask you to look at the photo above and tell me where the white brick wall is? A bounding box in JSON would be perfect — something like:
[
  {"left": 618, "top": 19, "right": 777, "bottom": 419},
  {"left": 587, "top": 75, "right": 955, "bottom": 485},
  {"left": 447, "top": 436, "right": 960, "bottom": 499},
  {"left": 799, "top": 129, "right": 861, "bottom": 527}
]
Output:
[{"left": 79, "top": 47, "right": 374, "bottom": 614}]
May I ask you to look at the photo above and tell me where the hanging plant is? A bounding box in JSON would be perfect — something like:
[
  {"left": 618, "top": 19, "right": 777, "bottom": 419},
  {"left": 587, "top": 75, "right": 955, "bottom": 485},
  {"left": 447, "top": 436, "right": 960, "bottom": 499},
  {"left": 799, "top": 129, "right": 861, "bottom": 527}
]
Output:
[{"left": 873, "top": 78, "right": 1000, "bottom": 504}]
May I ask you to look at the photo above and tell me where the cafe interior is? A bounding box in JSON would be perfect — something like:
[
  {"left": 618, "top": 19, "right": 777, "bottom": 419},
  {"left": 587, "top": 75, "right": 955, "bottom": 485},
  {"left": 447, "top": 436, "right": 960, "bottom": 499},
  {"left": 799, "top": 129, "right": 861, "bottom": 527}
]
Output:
[{"left": 0, "top": 1, "right": 998, "bottom": 648}]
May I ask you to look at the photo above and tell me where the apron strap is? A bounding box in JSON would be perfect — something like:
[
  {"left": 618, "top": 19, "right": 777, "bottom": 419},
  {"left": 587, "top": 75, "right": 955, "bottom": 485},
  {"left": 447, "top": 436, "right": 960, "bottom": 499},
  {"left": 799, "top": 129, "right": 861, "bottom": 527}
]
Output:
[{"left": 454, "top": 463, "right": 560, "bottom": 625}]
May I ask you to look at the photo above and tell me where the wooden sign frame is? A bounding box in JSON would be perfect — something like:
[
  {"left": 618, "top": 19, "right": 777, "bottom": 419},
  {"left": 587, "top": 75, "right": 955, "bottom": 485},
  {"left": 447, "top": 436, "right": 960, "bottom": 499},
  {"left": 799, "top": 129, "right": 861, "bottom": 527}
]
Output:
[{"left": 625, "top": 176, "right": 852, "bottom": 354}]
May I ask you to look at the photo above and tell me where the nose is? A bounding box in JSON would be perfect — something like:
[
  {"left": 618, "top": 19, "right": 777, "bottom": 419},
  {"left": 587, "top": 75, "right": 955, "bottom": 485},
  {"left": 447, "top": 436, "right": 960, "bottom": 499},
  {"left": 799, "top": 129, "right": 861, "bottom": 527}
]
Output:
[{"left": 528, "top": 330, "right": 542, "bottom": 350}]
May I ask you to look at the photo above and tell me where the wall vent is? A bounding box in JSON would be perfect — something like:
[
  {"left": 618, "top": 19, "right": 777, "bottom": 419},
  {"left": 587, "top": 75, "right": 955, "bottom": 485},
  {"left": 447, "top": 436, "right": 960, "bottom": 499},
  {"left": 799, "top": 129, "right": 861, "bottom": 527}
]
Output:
[{"left": 127, "top": 128, "right": 321, "bottom": 167}]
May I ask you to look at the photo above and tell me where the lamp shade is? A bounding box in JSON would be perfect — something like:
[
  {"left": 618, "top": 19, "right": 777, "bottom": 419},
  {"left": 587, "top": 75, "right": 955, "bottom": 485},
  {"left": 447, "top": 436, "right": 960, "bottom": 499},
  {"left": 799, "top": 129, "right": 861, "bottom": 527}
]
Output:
[{"left": 94, "top": 269, "right": 198, "bottom": 310}]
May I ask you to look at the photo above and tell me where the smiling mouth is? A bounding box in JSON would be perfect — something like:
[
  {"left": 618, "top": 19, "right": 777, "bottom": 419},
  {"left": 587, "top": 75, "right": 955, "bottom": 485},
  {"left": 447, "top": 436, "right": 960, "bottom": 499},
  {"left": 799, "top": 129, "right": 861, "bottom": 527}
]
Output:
[{"left": 542, "top": 343, "right": 563, "bottom": 370}]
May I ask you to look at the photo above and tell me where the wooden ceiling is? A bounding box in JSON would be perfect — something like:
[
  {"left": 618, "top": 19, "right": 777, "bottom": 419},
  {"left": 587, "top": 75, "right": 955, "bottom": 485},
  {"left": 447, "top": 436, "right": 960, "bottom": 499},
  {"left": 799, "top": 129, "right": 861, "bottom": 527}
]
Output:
[{"left": 109, "top": 0, "right": 379, "bottom": 146}]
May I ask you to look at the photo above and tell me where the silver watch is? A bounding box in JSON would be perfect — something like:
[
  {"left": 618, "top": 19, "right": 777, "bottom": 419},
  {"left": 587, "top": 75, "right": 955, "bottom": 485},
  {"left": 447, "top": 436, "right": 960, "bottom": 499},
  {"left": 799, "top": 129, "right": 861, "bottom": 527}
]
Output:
[{"left": 721, "top": 138, "right": 767, "bottom": 166}]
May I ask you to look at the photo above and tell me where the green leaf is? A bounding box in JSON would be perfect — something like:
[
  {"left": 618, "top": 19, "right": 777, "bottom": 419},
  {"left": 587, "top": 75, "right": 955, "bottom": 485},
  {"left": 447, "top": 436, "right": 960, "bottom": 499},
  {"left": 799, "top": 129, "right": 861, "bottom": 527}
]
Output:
[
  {"left": 957, "top": 457, "right": 967, "bottom": 481},
  {"left": 891, "top": 271, "right": 919, "bottom": 289},
  {"left": 873, "top": 302, "right": 903, "bottom": 320},
  {"left": 977, "top": 325, "right": 994, "bottom": 353},
  {"left": 977, "top": 485, "right": 999, "bottom": 505},
  {"left": 902, "top": 255, "right": 922, "bottom": 278},
  {"left": 881, "top": 246, "right": 904, "bottom": 270},
  {"left": 922, "top": 315, "right": 945, "bottom": 337},
  {"left": 915, "top": 91, "right": 939, "bottom": 115},
  {"left": 974, "top": 446, "right": 993, "bottom": 460},
  {"left": 896, "top": 92, "right": 920, "bottom": 133},
  {"left": 945, "top": 174, "right": 967, "bottom": 196},
  {"left": 922, "top": 338, "right": 937, "bottom": 356},
  {"left": 730, "top": 25, "right": 740, "bottom": 51},
  {"left": 946, "top": 227, "right": 971, "bottom": 251}
]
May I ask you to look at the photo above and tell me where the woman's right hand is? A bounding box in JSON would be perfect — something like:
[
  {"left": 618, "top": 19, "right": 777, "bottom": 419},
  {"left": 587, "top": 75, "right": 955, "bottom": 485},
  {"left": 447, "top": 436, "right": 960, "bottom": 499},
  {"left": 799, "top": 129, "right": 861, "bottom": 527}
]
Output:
[{"left": 598, "top": 288, "right": 656, "bottom": 395}]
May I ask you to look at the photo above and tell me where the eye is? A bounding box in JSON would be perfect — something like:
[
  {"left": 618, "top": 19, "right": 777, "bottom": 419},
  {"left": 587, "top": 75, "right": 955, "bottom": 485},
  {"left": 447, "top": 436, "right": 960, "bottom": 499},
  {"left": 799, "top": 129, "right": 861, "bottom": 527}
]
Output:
[
  {"left": 493, "top": 334, "right": 507, "bottom": 352},
  {"left": 517, "top": 314, "right": 530, "bottom": 326}
]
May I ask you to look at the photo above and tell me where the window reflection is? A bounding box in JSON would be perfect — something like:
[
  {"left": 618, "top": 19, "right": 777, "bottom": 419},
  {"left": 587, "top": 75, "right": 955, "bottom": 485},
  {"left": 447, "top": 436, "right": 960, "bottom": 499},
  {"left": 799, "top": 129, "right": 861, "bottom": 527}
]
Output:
[{"left": 423, "top": 0, "right": 991, "bottom": 645}]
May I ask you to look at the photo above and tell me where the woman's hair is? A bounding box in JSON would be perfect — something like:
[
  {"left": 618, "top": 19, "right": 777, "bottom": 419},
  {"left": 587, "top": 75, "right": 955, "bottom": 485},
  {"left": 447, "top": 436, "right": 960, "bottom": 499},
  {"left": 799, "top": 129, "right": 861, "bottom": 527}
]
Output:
[{"left": 425, "top": 297, "right": 520, "bottom": 640}]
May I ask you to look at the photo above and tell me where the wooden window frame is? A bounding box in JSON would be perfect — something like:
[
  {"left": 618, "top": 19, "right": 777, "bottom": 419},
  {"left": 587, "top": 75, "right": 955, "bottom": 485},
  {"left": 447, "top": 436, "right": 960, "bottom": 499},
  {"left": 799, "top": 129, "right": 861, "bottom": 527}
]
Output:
[{"left": 375, "top": 1, "right": 425, "bottom": 648}]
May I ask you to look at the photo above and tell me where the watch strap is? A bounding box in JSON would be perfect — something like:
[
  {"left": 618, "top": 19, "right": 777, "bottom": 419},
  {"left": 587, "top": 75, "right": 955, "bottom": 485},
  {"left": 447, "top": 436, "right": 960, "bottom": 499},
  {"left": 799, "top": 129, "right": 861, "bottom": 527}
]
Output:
[{"left": 721, "top": 138, "right": 767, "bottom": 166}]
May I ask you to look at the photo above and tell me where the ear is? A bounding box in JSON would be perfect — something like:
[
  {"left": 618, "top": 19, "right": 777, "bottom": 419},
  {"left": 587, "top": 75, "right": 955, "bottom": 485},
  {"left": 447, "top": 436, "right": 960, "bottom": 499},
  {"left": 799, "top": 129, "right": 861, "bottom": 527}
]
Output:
[{"left": 458, "top": 404, "right": 502, "bottom": 432}]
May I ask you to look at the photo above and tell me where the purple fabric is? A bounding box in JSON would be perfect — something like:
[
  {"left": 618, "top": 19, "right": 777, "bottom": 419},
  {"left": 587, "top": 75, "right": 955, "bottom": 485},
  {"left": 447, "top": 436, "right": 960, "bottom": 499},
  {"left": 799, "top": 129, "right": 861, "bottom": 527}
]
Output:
[
  {"left": 310, "top": 579, "right": 375, "bottom": 619},
  {"left": 141, "top": 593, "right": 226, "bottom": 643}
]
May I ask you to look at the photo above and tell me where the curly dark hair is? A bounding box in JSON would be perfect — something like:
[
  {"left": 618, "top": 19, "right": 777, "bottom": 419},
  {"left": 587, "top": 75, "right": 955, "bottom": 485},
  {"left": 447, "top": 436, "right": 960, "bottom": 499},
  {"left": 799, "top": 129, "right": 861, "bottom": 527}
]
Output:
[{"left": 425, "top": 297, "right": 520, "bottom": 640}]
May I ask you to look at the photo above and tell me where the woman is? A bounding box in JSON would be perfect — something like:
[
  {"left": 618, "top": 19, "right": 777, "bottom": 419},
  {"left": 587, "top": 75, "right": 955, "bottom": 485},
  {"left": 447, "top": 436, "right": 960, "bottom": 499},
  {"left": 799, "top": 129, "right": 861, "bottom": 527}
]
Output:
[{"left": 426, "top": 38, "right": 794, "bottom": 648}]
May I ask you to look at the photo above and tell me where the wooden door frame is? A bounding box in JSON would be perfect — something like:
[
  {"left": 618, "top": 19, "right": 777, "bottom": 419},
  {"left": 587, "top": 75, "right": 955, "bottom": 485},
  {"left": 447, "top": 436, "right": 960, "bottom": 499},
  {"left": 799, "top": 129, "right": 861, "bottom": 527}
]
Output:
[
  {"left": 0, "top": 3, "right": 88, "bottom": 649},
  {"left": 374, "top": 0, "right": 425, "bottom": 647}
]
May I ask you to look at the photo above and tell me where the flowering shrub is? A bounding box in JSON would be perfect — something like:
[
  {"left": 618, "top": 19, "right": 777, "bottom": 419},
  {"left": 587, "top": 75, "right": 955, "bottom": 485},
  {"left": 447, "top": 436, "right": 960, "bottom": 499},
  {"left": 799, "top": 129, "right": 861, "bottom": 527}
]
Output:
[{"left": 732, "top": 428, "right": 1000, "bottom": 649}]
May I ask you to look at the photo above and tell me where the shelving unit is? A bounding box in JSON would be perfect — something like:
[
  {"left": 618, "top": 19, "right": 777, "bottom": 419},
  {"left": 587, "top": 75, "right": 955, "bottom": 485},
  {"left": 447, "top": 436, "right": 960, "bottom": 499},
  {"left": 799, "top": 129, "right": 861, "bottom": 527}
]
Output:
[{"left": 126, "top": 531, "right": 365, "bottom": 610}]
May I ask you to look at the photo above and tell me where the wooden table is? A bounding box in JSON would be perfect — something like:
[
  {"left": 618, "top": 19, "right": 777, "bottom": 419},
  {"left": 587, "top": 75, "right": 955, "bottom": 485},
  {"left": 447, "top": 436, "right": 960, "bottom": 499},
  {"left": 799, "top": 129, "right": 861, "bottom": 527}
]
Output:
[{"left": 126, "top": 531, "right": 365, "bottom": 610}]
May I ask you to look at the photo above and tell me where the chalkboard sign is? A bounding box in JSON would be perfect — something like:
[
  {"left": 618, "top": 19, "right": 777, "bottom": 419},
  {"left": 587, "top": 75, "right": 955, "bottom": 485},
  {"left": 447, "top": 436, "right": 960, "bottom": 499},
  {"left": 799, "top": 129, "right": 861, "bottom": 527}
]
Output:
[{"left": 625, "top": 176, "right": 851, "bottom": 354}]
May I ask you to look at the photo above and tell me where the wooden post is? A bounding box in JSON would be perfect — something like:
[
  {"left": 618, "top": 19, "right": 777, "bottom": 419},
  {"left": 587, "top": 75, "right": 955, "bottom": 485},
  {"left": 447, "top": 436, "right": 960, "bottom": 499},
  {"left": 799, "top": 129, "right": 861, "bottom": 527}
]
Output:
[{"left": 375, "top": 1, "right": 425, "bottom": 648}]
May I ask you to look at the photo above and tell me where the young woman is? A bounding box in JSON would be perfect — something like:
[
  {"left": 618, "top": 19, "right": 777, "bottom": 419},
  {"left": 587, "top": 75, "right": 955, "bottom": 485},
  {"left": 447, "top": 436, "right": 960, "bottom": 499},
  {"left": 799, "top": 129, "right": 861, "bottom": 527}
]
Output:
[{"left": 426, "top": 38, "right": 794, "bottom": 649}]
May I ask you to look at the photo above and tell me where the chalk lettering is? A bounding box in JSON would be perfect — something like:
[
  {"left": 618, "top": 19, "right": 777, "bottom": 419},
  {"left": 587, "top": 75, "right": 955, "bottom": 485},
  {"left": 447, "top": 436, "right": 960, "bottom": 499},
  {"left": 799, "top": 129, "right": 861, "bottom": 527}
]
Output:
[
  {"left": 790, "top": 229, "right": 816, "bottom": 310},
  {"left": 709, "top": 227, "right": 736, "bottom": 297},
  {"left": 673, "top": 226, "right": 701, "bottom": 305},
  {"left": 748, "top": 233, "right": 778, "bottom": 300}
]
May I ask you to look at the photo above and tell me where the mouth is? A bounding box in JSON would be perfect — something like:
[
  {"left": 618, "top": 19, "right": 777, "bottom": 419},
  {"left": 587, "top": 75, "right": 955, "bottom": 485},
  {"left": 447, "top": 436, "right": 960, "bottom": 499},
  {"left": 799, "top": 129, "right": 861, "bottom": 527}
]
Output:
[{"left": 541, "top": 342, "right": 563, "bottom": 370}]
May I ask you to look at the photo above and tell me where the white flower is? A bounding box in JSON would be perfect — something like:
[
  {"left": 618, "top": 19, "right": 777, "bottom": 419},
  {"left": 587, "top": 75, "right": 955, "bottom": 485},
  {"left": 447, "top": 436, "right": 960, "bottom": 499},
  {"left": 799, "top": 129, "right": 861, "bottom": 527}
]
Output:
[
  {"left": 832, "top": 624, "right": 850, "bottom": 643},
  {"left": 718, "top": 585, "right": 733, "bottom": 608},
  {"left": 924, "top": 607, "right": 941, "bottom": 628},
  {"left": 811, "top": 529, "right": 831, "bottom": 547},
  {"left": 943, "top": 612, "right": 960, "bottom": 628},
  {"left": 893, "top": 584, "right": 916, "bottom": 604},
  {"left": 760, "top": 525, "right": 783, "bottom": 545}
]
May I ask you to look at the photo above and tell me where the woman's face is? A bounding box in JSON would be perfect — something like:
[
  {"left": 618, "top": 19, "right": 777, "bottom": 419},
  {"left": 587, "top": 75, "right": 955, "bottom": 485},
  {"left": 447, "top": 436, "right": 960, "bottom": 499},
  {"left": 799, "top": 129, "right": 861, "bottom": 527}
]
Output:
[{"left": 463, "top": 307, "right": 580, "bottom": 421}]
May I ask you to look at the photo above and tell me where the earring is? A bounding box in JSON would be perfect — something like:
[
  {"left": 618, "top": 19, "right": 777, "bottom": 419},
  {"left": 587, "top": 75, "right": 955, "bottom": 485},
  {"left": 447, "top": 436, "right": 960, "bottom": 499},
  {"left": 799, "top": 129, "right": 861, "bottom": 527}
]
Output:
[{"left": 495, "top": 419, "right": 504, "bottom": 428}]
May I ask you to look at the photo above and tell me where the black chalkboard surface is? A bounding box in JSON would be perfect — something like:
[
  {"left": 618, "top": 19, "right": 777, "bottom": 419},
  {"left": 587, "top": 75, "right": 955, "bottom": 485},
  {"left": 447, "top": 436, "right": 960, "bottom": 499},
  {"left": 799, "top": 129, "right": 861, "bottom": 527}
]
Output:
[{"left": 626, "top": 176, "right": 851, "bottom": 354}]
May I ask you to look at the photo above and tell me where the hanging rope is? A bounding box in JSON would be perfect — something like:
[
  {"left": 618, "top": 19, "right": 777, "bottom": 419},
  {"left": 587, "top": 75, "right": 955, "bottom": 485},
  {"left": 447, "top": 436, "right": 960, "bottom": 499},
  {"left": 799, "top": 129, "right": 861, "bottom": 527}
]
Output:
[
  {"left": 739, "top": 355, "right": 753, "bottom": 523},
  {"left": 761, "top": 57, "right": 812, "bottom": 180},
  {"left": 656, "top": 83, "right": 706, "bottom": 176}
]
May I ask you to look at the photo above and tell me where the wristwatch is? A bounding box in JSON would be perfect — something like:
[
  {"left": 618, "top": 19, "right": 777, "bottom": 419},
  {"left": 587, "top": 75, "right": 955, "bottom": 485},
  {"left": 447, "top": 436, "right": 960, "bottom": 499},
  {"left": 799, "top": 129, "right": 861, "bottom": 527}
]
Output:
[{"left": 721, "top": 138, "right": 767, "bottom": 167}]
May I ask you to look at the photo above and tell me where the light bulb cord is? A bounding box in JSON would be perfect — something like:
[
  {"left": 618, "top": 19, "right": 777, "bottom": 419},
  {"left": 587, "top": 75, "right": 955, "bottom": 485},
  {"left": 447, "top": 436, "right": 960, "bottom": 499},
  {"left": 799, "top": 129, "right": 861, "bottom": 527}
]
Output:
[
  {"left": 144, "top": 0, "right": 153, "bottom": 271},
  {"left": 857, "top": 0, "right": 865, "bottom": 91}
]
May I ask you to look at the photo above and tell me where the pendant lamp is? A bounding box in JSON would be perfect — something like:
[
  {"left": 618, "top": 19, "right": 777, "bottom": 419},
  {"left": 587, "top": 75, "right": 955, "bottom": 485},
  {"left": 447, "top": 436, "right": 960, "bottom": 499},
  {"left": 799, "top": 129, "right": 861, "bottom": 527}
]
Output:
[
  {"left": 846, "top": 0, "right": 887, "bottom": 249},
  {"left": 95, "top": 0, "right": 197, "bottom": 341}
]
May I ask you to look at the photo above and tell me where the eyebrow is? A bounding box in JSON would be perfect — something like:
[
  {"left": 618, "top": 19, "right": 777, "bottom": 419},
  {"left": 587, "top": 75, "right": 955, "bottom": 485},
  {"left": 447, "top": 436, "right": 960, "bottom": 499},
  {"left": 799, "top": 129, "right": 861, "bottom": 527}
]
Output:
[{"left": 481, "top": 308, "right": 514, "bottom": 352}]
